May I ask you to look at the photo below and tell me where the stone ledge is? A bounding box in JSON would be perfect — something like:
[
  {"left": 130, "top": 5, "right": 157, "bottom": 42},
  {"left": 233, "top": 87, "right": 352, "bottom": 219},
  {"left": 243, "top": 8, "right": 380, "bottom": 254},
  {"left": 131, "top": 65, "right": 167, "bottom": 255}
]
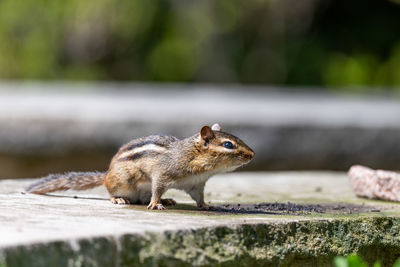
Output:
[
  {"left": 2, "top": 218, "right": 400, "bottom": 267},
  {"left": 1, "top": 172, "right": 400, "bottom": 266},
  {"left": 2, "top": 82, "right": 400, "bottom": 178}
]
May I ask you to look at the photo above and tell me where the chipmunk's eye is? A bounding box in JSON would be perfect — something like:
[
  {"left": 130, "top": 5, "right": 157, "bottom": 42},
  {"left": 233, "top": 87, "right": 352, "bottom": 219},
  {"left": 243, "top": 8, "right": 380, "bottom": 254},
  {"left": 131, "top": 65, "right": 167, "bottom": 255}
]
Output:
[{"left": 222, "top": 141, "right": 234, "bottom": 149}]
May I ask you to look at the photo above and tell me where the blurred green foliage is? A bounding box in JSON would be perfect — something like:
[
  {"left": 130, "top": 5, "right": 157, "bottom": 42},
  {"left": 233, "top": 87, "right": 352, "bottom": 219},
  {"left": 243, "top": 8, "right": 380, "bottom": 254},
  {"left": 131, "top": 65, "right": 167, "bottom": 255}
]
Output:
[
  {"left": 334, "top": 255, "right": 377, "bottom": 267},
  {"left": 1, "top": 0, "right": 400, "bottom": 89},
  {"left": 334, "top": 254, "right": 400, "bottom": 267}
]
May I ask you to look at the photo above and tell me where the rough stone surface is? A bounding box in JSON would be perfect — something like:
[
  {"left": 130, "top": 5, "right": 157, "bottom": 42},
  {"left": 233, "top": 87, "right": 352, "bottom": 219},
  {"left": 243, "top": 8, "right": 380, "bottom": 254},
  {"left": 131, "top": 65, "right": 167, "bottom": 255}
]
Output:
[
  {"left": 349, "top": 165, "right": 400, "bottom": 202},
  {"left": 1, "top": 172, "right": 400, "bottom": 266},
  {"left": 2, "top": 82, "right": 400, "bottom": 177}
]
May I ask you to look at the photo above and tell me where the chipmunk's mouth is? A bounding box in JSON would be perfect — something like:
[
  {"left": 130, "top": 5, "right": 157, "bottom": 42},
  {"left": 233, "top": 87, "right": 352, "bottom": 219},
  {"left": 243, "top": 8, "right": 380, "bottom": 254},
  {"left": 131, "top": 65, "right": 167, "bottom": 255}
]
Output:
[{"left": 236, "top": 158, "right": 252, "bottom": 167}]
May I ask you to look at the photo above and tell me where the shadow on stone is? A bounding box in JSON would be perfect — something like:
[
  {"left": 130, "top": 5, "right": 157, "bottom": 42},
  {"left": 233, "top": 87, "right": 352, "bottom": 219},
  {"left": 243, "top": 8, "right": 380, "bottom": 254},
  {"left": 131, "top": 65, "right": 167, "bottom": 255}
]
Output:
[
  {"left": 167, "top": 202, "right": 382, "bottom": 216},
  {"left": 27, "top": 193, "right": 109, "bottom": 201},
  {"left": 210, "top": 202, "right": 382, "bottom": 216},
  {"left": 26, "top": 192, "right": 384, "bottom": 216}
]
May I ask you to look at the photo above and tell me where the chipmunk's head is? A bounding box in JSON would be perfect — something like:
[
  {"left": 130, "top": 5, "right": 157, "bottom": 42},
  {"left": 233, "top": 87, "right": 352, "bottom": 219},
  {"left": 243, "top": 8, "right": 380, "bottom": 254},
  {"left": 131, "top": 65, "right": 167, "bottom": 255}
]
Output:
[{"left": 196, "top": 123, "right": 254, "bottom": 172}]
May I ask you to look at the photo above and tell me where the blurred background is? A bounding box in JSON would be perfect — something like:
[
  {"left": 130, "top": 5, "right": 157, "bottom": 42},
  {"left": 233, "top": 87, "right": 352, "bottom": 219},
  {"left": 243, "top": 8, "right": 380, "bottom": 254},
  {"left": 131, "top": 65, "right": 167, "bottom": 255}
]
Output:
[{"left": 1, "top": 0, "right": 400, "bottom": 178}]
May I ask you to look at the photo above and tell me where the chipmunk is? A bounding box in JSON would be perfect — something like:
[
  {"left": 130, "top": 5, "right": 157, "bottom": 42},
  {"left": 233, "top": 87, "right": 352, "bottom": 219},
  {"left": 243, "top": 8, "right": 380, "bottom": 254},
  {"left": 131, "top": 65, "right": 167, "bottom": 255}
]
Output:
[{"left": 26, "top": 123, "right": 254, "bottom": 210}]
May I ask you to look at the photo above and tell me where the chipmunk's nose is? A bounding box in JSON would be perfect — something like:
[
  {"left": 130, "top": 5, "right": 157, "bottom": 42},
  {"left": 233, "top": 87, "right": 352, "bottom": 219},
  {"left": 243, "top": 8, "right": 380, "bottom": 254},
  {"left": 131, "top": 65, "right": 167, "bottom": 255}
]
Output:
[
  {"left": 249, "top": 150, "right": 255, "bottom": 160},
  {"left": 245, "top": 149, "right": 255, "bottom": 161}
]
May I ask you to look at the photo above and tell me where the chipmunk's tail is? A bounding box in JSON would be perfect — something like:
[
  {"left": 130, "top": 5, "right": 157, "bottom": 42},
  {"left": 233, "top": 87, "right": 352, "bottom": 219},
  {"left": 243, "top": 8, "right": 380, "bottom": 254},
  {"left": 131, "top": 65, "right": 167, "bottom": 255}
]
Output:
[{"left": 26, "top": 172, "right": 106, "bottom": 194}]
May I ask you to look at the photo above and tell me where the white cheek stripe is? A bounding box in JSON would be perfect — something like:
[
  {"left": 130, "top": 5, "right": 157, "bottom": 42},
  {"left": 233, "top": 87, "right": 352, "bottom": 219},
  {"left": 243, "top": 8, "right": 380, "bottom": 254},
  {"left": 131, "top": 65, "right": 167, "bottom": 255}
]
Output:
[
  {"left": 212, "top": 147, "right": 236, "bottom": 153},
  {"left": 119, "top": 144, "right": 167, "bottom": 159}
]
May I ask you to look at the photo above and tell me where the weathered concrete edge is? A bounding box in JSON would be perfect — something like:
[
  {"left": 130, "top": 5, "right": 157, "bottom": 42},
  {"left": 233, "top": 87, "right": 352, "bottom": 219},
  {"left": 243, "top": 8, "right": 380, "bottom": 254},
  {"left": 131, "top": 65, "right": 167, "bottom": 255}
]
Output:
[{"left": 2, "top": 217, "right": 400, "bottom": 267}]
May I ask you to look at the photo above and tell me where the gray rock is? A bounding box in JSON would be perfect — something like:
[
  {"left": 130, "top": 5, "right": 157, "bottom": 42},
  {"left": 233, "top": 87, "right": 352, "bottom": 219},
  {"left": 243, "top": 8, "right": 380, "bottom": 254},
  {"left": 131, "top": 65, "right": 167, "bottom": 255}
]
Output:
[
  {"left": 349, "top": 165, "right": 400, "bottom": 202},
  {"left": 1, "top": 172, "right": 400, "bottom": 266}
]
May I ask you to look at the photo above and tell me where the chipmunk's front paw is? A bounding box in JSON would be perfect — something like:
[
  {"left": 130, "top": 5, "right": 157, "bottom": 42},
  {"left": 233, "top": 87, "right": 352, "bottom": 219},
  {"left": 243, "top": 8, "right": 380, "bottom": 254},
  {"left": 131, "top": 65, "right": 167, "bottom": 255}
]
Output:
[
  {"left": 161, "top": 198, "right": 176, "bottom": 206},
  {"left": 147, "top": 201, "right": 166, "bottom": 210},
  {"left": 110, "top": 197, "right": 131, "bottom": 205}
]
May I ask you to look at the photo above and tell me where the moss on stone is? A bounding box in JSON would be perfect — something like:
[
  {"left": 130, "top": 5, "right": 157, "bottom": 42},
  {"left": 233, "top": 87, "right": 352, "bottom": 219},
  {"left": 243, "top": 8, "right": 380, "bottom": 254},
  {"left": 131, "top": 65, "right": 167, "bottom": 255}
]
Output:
[
  {"left": 3, "top": 237, "right": 116, "bottom": 267},
  {"left": 116, "top": 217, "right": 400, "bottom": 266}
]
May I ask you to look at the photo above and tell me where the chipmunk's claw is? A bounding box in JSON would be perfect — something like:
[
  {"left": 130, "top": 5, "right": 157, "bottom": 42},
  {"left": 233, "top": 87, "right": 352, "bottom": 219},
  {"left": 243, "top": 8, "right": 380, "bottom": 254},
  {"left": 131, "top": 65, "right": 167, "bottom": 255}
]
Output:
[
  {"left": 147, "top": 202, "right": 166, "bottom": 210},
  {"left": 110, "top": 197, "right": 131, "bottom": 205},
  {"left": 161, "top": 198, "right": 176, "bottom": 206}
]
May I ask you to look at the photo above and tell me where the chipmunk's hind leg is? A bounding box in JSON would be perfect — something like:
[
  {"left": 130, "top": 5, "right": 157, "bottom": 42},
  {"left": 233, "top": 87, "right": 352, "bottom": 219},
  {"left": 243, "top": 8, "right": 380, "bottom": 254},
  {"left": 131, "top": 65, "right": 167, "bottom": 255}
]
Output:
[
  {"left": 110, "top": 184, "right": 176, "bottom": 206},
  {"left": 105, "top": 171, "right": 140, "bottom": 205},
  {"left": 109, "top": 183, "right": 152, "bottom": 205}
]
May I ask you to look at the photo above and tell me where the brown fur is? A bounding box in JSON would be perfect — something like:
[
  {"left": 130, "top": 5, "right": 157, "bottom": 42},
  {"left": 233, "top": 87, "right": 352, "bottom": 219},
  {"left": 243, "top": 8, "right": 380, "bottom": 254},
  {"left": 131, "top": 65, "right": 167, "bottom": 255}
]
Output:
[
  {"left": 26, "top": 172, "right": 105, "bottom": 194},
  {"left": 26, "top": 124, "right": 254, "bottom": 210}
]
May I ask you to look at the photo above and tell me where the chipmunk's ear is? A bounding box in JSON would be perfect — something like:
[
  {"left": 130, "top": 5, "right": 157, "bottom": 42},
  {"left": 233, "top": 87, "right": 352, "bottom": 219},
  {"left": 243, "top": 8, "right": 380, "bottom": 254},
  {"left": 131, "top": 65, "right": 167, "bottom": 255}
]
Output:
[
  {"left": 200, "top": 125, "right": 215, "bottom": 141},
  {"left": 211, "top": 123, "right": 221, "bottom": 131}
]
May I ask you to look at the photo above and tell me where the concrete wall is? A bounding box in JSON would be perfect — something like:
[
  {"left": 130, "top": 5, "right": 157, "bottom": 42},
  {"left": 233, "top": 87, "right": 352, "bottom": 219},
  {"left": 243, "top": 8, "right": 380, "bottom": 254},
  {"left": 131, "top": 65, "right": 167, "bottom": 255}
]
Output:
[{"left": 1, "top": 82, "right": 400, "bottom": 178}]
